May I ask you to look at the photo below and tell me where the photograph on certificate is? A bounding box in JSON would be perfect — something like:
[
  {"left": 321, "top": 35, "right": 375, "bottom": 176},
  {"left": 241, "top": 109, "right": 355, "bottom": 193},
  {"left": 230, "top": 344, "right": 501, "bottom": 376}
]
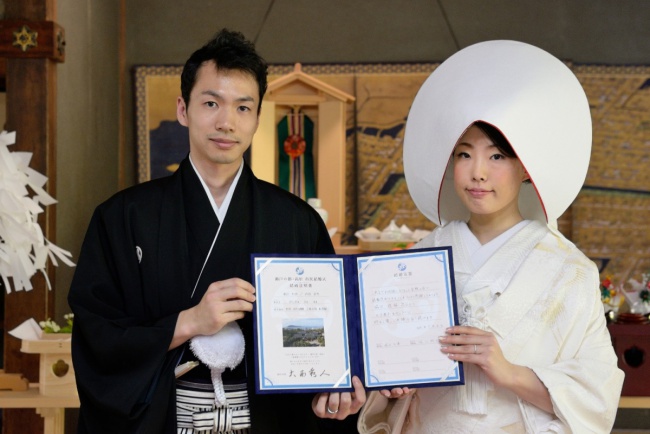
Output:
[
  {"left": 357, "top": 248, "right": 462, "bottom": 388},
  {"left": 253, "top": 257, "right": 352, "bottom": 392}
]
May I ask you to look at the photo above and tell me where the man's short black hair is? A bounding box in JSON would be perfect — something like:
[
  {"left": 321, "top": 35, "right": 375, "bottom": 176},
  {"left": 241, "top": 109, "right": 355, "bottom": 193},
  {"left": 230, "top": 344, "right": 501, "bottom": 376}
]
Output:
[{"left": 180, "top": 29, "right": 268, "bottom": 111}]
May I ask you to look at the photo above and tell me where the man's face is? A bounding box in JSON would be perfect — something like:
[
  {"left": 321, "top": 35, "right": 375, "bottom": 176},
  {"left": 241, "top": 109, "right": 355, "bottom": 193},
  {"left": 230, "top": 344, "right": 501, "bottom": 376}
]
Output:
[{"left": 176, "top": 61, "right": 260, "bottom": 168}]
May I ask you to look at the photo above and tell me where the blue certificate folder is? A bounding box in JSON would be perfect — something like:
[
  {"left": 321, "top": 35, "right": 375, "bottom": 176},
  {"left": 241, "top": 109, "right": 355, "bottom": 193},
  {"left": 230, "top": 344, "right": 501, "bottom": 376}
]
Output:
[{"left": 251, "top": 247, "right": 463, "bottom": 394}]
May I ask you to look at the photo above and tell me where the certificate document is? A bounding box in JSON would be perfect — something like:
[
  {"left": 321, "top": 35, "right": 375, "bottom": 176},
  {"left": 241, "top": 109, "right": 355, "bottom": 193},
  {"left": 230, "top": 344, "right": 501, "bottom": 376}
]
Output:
[{"left": 252, "top": 247, "right": 462, "bottom": 394}]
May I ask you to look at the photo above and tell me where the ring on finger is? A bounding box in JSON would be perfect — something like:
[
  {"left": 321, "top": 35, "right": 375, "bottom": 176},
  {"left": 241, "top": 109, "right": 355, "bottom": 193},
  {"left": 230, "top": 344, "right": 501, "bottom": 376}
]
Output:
[
  {"left": 327, "top": 405, "right": 339, "bottom": 414},
  {"left": 473, "top": 344, "right": 477, "bottom": 354}
]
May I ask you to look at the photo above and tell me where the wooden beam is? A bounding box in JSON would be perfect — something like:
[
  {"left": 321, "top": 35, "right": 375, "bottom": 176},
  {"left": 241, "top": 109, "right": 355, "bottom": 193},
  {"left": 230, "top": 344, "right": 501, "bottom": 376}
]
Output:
[
  {"left": 0, "top": 21, "right": 65, "bottom": 62},
  {"left": 3, "top": 0, "right": 60, "bottom": 432},
  {"left": 0, "top": 58, "right": 6, "bottom": 92}
]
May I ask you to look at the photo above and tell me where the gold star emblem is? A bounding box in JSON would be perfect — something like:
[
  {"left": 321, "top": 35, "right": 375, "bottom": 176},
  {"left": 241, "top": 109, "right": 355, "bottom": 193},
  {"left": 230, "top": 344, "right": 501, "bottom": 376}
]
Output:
[{"left": 13, "top": 25, "right": 38, "bottom": 52}]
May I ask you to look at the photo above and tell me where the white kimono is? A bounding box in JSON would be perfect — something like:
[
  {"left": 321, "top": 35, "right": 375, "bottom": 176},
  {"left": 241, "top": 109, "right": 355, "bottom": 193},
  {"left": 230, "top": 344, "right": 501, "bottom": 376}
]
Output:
[{"left": 359, "top": 220, "right": 624, "bottom": 434}]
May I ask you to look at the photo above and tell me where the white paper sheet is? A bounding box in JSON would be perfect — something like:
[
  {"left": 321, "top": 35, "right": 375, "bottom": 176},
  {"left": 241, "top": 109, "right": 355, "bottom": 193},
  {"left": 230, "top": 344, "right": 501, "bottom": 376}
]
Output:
[{"left": 254, "top": 257, "right": 351, "bottom": 391}]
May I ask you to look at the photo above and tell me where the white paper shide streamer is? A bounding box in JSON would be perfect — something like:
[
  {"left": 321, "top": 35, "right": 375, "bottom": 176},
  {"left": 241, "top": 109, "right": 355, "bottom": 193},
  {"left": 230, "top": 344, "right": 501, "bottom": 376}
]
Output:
[{"left": 0, "top": 131, "right": 75, "bottom": 293}]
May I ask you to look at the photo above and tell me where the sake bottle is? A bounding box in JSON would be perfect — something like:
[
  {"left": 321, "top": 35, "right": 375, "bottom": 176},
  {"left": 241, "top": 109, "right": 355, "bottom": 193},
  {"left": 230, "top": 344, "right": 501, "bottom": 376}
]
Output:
[{"left": 307, "top": 198, "right": 328, "bottom": 225}]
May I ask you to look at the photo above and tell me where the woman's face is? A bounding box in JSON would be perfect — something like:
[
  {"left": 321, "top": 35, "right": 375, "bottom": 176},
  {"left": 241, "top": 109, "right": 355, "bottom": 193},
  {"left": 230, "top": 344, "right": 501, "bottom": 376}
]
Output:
[{"left": 452, "top": 125, "right": 529, "bottom": 222}]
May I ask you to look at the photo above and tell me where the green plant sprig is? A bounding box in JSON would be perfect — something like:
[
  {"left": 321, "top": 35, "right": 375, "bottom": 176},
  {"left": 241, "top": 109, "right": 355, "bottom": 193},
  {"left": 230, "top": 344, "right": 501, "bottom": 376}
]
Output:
[{"left": 39, "top": 313, "right": 74, "bottom": 334}]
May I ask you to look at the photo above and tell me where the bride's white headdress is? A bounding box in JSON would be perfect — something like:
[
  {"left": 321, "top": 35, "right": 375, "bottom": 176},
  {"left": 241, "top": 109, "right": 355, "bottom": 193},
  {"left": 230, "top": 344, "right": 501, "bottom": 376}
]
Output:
[{"left": 404, "top": 40, "right": 592, "bottom": 227}]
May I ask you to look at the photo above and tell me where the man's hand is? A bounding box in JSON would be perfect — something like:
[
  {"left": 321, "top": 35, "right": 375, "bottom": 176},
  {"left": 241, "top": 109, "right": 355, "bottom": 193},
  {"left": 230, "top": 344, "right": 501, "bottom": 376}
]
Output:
[
  {"left": 312, "top": 376, "right": 366, "bottom": 420},
  {"left": 170, "top": 278, "right": 255, "bottom": 349}
]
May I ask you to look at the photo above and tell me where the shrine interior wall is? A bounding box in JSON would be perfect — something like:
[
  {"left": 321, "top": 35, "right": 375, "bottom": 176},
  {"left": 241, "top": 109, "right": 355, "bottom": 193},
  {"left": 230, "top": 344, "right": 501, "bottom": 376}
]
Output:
[
  {"left": 129, "top": 62, "right": 650, "bottom": 286},
  {"left": 54, "top": 0, "right": 121, "bottom": 320},
  {"left": 46, "top": 1, "right": 650, "bottom": 320}
]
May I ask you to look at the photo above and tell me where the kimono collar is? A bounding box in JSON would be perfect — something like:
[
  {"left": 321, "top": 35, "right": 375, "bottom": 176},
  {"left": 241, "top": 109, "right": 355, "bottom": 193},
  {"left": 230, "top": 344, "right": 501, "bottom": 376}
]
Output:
[
  {"left": 461, "top": 220, "right": 548, "bottom": 307},
  {"left": 189, "top": 155, "right": 244, "bottom": 224},
  {"left": 488, "top": 231, "right": 572, "bottom": 344},
  {"left": 403, "top": 40, "right": 592, "bottom": 227}
]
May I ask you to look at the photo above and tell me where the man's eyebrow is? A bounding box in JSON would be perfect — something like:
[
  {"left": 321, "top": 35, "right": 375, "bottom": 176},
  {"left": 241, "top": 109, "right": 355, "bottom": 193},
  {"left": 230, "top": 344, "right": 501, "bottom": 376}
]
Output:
[
  {"left": 200, "top": 90, "right": 255, "bottom": 103},
  {"left": 201, "top": 90, "right": 220, "bottom": 98},
  {"left": 236, "top": 95, "right": 256, "bottom": 103}
]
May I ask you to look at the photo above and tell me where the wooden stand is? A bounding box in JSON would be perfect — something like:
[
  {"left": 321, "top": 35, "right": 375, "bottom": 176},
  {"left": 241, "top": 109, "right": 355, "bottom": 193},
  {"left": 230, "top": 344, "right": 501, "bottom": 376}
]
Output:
[
  {"left": 0, "top": 370, "right": 29, "bottom": 391},
  {"left": 0, "top": 338, "right": 78, "bottom": 433},
  {"left": 618, "top": 396, "right": 650, "bottom": 409},
  {"left": 0, "top": 385, "right": 79, "bottom": 434},
  {"left": 608, "top": 323, "right": 650, "bottom": 396},
  {"left": 20, "top": 338, "right": 76, "bottom": 398}
]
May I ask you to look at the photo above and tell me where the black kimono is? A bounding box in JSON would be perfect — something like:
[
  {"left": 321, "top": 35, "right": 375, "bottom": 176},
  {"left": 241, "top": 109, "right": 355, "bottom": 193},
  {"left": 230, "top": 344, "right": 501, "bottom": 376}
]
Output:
[{"left": 68, "top": 158, "right": 356, "bottom": 433}]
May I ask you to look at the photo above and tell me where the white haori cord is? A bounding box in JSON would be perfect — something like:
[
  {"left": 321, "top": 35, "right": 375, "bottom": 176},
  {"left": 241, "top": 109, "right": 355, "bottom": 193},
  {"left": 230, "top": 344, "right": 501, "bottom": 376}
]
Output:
[
  {"left": 189, "top": 322, "right": 245, "bottom": 407},
  {"left": 186, "top": 161, "right": 246, "bottom": 409}
]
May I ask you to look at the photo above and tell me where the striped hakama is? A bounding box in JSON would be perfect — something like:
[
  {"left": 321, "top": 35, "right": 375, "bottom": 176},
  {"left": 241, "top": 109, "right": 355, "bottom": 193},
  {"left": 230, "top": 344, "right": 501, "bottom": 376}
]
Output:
[{"left": 176, "top": 379, "right": 251, "bottom": 433}]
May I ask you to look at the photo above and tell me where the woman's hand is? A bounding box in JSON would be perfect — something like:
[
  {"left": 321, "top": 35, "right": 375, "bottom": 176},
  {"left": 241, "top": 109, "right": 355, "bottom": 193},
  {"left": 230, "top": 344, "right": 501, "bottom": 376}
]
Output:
[
  {"left": 379, "top": 387, "right": 412, "bottom": 399},
  {"left": 440, "top": 325, "right": 553, "bottom": 413},
  {"left": 312, "top": 376, "right": 366, "bottom": 420},
  {"left": 439, "top": 325, "right": 513, "bottom": 387}
]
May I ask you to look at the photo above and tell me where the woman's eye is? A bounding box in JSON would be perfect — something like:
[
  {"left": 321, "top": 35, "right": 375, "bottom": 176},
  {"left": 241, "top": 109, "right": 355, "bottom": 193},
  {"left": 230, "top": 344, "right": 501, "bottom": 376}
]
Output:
[{"left": 491, "top": 154, "right": 505, "bottom": 160}]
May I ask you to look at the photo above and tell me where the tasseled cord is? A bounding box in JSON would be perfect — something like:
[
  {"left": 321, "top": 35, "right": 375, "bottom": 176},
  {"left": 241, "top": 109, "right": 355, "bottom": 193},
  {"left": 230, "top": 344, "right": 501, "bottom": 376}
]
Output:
[
  {"left": 453, "top": 362, "right": 491, "bottom": 415},
  {"left": 189, "top": 322, "right": 245, "bottom": 406},
  {"left": 453, "top": 301, "right": 493, "bottom": 415}
]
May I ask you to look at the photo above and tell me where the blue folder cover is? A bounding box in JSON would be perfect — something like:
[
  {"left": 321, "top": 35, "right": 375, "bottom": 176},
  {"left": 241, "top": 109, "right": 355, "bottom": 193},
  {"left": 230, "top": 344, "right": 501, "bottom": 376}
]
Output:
[{"left": 251, "top": 246, "right": 463, "bottom": 394}]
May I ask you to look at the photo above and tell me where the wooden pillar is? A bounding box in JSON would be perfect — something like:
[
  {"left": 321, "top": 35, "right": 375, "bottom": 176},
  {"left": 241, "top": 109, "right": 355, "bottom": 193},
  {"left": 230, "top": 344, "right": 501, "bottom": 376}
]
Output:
[{"left": 1, "top": 1, "right": 64, "bottom": 433}]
